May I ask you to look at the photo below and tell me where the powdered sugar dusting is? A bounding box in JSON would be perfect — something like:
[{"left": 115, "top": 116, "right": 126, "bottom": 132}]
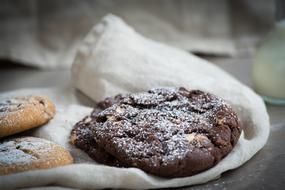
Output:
[
  {"left": 0, "top": 137, "right": 55, "bottom": 165},
  {"left": 0, "top": 96, "right": 34, "bottom": 128},
  {"left": 0, "top": 96, "right": 32, "bottom": 115},
  {"left": 93, "top": 87, "right": 239, "bottom": 167}
]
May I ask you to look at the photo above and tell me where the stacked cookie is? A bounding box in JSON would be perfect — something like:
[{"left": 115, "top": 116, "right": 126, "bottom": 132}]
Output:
[
  {"left": 0, "top": 96, "right": 73, "bottom": 175},
  {"left": 70, "top": 87, "right": 241, "bottom": 178}
]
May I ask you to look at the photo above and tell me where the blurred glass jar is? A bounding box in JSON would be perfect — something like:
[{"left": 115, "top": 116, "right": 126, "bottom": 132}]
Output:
[{"left": 252, "top": 20, "right": 285, "bottom": 105}]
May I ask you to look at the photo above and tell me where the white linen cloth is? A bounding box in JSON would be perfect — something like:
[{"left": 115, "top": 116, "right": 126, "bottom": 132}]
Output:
[{"left": 0, "top": 15, "right": 270, "bottom": 189}]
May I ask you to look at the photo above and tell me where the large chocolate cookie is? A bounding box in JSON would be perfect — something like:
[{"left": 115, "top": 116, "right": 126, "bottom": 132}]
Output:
[{"left": 71, "top": 87, "right": 241, "bottom": 178}]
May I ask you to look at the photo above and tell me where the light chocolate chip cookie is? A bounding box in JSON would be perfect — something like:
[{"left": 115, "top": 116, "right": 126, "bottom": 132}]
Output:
[
  {"left": 0, "top": 137, "right": 73, "bottom": 175},
  {"left": 0, "top": 96, "right": 56, "bottom": 138}
]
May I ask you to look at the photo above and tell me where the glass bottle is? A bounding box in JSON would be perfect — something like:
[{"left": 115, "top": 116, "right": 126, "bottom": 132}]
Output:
[{"left": 252, "top": 5, "right": 285, "bottom": 105}]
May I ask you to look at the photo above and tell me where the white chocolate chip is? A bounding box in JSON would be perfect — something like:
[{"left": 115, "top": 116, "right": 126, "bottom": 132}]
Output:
[
  {"left": 107, "top": 116, "right": 116, "bottom": 121},
  {"left": 186, "top": 133, "right": 196, "bottom": 142},
  {"left": 84, "top": 116, "right": 92, "bottom": 123},
  {"left": 195, "top": 134, "right": 210, "bottom": 144},
  {"left": 115, "top": 107, "right": 124, "bottom": 114},
  {"left": 70, "top": 134, "right": 77, "bottom": 144}
]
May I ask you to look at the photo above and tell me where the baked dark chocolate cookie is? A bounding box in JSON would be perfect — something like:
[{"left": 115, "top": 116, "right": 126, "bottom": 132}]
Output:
[{"left": 71, "top": 87, "right": 241, "bottom": 178}]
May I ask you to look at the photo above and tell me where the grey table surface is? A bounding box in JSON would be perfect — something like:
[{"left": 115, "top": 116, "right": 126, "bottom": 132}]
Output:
[{"left": 0, "top": 55, "right": 285, "bottom": 190}]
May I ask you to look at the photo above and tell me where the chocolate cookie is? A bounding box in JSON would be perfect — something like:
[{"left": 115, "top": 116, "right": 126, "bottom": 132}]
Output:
[
  {"left": 71, "top": 88, "right": 241, "bottom": 178},
  {"left": 0, "top": 137, "right": 73, "bottom": 175},
  {"left": 0, "top": 96, "right": 56, "bottom": 138}
]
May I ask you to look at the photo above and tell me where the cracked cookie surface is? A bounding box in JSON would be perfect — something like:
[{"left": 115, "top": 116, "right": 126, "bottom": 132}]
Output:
[
  {"left": 71, "top": 87, "right": 241, "bottom": 178},
  {"left": 0, "top": 137, "right": 73, "bottom": 175},
  {"left": 0, "top": 96, "right": 56, "bottom": 138}
]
